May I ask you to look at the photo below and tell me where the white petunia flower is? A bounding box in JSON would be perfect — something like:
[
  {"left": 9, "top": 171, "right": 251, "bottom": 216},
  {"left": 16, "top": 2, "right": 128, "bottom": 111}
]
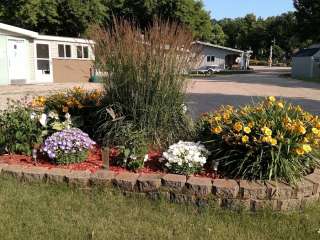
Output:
[{"left": 39, "top": 113, "right": 48, "bottom": 127}]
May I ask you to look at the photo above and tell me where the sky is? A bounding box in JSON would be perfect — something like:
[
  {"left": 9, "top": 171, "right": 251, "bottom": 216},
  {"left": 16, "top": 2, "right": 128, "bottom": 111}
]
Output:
[{"left": 203, "top": 0, "right": 295, "bottom": 20}]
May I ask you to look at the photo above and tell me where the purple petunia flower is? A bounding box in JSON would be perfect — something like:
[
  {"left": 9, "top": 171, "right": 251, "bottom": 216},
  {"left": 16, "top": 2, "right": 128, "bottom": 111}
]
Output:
[{"left": 42, "top": 128, "right": 96, "bottom": 160}]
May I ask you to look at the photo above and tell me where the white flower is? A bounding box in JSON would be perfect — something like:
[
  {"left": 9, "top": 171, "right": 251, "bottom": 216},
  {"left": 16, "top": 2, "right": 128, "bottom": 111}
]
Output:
[
  {"left": 48, "top": 111, "right": 59, "bottom": 120},
  {"left": 39, "top": 113, "right": 48, "bottom": 127},
  {"left": 30, "top": 112, "right": 37, "bottom": 120},
  {"left": 65, "top": 113, "right": 71, "bottom": 120},
  {"left": 144, "top": 154, "right": 149, "bottom": 162},
  {"left": 130, "top": 155, "right": 137, "bottom": 160},
  {"left": 163, "top": 141, "right": 210, "bottom": 170},
  {"left": 181, "top": 104, "right": 188, "bottom": 114}
]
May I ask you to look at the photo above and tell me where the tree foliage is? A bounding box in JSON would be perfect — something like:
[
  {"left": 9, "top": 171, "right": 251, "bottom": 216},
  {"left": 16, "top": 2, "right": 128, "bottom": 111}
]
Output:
[
  {"left": 217, "top": 12, "right": 302, "bottom": 60},
  {"left": 294, "top": 0, "right": 320, "bottom": 42},
  {"left": 0, "top": 0, "right": 212, "bottom": 40}
]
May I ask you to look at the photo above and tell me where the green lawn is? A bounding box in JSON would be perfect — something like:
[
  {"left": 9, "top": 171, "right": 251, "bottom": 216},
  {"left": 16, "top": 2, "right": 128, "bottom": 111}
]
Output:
[{"left": 1, "top": 176, "right": 320, "bottom": 240}]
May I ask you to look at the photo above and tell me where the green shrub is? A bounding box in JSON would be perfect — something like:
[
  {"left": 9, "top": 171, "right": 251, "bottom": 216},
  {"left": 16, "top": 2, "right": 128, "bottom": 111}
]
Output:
[
  {"left": 89, "top": 19, "right": 199, "bottom": 147},
  {"left": 196, "top": 97, "right": 320, "bottom": 183},
  {"left": 0, "top": 99, "right": 43, "bottom": 155}
]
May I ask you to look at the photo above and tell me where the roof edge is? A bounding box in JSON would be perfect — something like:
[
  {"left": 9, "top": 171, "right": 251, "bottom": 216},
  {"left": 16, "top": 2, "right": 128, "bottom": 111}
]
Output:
[
  {"left": 0, "top": 22, "right": 38, "bottom": 38},
  {"left": 194, "top": 41, "right": 244, "bottom": 53}
]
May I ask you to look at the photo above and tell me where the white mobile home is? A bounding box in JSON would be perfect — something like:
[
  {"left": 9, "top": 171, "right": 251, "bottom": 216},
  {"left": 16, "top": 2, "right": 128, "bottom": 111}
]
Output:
[
  {"left": 0, "top": 23, "right": 94, "bottom": 85},
  {"left": 194, "top": 41, "right": 250, "bottom": 70}
]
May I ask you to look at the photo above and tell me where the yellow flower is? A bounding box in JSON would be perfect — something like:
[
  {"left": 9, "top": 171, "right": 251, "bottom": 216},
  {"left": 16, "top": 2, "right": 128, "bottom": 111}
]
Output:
[
  {"left": 303, "top": 137, "right": 309, "bottom": 143},
  {"left": 233, "top": 122, "right": 243, "bottom": 132},
  {"left": 270, "top": 138, "right": 278, "bottom": 146},
  {"left": 296, "top": 125, "right": 306, "bottom": 135},
  {"left": 267, "top": 96, "right": 276, "bottom": 103},
  {"left": 302, "top": 144, "right": 312, "bottom": 153},
  {"left": 212, "top": 126, "right": 223, "bottom": 134},
  {"left": 295, "top": 148, "right": 305, "bottom": 155},
  {"left": 243, "top": 127, "right": 251, "bottom": 134},
  {"left": 277, "top": 102, "right": 284, "bottom": 109},
  {"left": 31, "top": 96, "right": 46, "bottom": 107},
  {"left": 214, "top": 115, "right": 222, "bottom": 122},
  {"left": 248, "top": 122, "right": 254, "bottom": 128},
  {"left": 261, "top": 127, "right": 272, "bottom": 136},
  {"left": 262, "top": 136, "right": 271, "bottom": 143},
  {"left": 242, "top": 135, "right": 249, "bottom": 143},
  {"left": 223, "top": 113, "right": 230, "bottom": 121},
  {"left": 296, "top": 105, "right": 303, "bottom": 112},
  {"left": 312, "top": 128, "right": 319, "bottom": 135}
]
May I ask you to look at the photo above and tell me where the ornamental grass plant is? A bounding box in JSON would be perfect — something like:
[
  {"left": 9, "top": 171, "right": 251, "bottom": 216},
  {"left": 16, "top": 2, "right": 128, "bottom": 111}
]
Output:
[
  {"left": 88, "top": 19, "right": 200, "bottom": 147},
  {"left": 197, "top": 97, "right": 320, "bottom": 183}
]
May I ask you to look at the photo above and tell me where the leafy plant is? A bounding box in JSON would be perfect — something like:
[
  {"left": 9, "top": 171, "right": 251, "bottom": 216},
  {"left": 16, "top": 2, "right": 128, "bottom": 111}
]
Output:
[
  {"left": 42, "top": 128, "right": 95, "bottom": 164},
  {"left": 0, "top": 99, "right": 43, "bottom": 155},
  {"left": 32, "top": 87, "right": 103, "bottom": 137},
  {"left": 89, "top": 19, "right": 199, "bottom": 147},
  {"left": 196, "top": 97, "right": 320, "bottom": 183},
  {"left": 109, "top": 123, "right": 148, "bottom": 171},
  {"left": 34, "top": 111, "right": 72, "bottom": 137}
]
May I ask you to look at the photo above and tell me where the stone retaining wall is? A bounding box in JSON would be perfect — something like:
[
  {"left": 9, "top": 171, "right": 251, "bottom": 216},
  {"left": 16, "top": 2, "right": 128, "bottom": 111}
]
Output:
[{"left": 1, "top": 163, "right": 319, "bottom": 211}]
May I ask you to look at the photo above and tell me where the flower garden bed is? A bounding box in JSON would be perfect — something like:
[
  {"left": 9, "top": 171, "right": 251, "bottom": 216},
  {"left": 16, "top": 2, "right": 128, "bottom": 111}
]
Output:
[
  {"left": 1, "top": 21, "right": 320, "bottom": 212},
  {"left": 0, "top": 161, "right": 319, "bottom": 212},
  {"left": 1, "top": 93, "right": 320, "bottom": 212}
]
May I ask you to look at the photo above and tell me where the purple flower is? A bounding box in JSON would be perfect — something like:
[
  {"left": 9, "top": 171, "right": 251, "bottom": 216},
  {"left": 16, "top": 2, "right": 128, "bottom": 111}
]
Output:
[{"left": 42, "top": 128, "right": 95, "bottom": 160}]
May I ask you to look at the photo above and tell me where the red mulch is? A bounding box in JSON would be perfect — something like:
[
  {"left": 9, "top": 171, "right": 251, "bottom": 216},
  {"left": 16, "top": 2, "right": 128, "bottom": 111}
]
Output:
[{"left": 0, "top": 147, "right": 219, "bottom": 178}]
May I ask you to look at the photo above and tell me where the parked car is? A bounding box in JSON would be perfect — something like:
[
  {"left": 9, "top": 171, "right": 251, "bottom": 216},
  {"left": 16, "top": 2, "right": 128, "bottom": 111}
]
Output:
[{"left": 191, "top": 65, "right": 223, "bottom": 74}]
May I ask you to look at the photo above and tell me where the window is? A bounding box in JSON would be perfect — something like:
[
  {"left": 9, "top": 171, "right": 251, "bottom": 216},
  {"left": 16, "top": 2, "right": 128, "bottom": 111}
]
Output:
[
  {"left": 36, "top": 43, "right": 50, "bottom": 74},
  {"left": 65, "top": 45, "right": 71, "bottom": 58},
  {"left": 77, "top": 46, "right": 83, "bottom": 58},
  {"left": 58, "top": 44, "right": 71, "bottom": 58},
  {"left": 58, "top": 45, "right": 65, "bottom": 58},
  {"left": 37, "top": 44, "right": 49, "bottom": 58},
  {"left": 207, "top": 55, "right": 215, "bottom": 62},
  {"left": 83, "top": 46, "right": 89, "bottom": 59},
  {"left": 77, "top": 45, "right": 89, "bottom": 59}
]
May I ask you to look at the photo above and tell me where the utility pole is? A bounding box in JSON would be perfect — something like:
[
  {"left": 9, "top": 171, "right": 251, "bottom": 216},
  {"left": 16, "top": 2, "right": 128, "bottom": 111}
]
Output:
[{"left": 269, "top": 38, "right": 276, "bottom": 68}]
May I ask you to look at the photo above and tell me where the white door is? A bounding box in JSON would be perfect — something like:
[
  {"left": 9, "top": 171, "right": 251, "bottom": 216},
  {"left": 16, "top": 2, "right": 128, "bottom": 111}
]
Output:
[
  {"left": 35, "top": 42, "right": 53, "bottom": 83},
  {"left": 7, "top": 39, "right": 28, "bottom": 83}
]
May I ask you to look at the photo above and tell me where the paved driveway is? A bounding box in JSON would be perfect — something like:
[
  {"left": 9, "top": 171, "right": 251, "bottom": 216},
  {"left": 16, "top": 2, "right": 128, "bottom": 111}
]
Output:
[
  {"left": 187, "top": 67, "right": 320, "bottom": 118},
  {"left": 0, "top": 82, "right": 103, "bottom": 110},
  {"left": 0, "top": 67, "right": 319, "bottom": 119}
]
